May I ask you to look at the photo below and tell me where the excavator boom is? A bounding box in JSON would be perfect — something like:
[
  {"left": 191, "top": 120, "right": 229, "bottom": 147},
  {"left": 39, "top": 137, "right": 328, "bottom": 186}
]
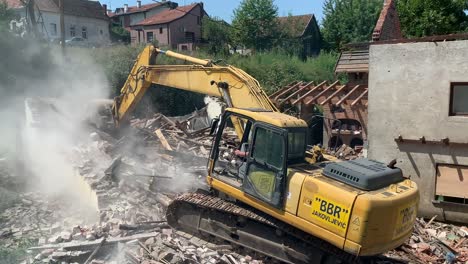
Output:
[{"left": 112, "top": 45, "right": 277, "bottom": 127}]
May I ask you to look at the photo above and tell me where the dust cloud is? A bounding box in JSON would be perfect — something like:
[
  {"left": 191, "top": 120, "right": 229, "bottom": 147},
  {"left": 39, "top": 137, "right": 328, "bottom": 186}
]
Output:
[{"left": 0, "top": 35, "right": 109, "bottom": 221}]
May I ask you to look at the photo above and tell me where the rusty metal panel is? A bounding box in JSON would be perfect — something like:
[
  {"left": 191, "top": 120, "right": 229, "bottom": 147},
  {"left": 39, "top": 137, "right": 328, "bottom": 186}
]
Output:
[{"left": 436, "top": 164, "right": 468, "bottom": 198}]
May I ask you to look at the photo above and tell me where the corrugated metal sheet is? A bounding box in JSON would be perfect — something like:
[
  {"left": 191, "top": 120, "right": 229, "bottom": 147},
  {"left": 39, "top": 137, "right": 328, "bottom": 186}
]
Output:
[{"left": 335, "top": 47, "right": 369, "bottom": 73}]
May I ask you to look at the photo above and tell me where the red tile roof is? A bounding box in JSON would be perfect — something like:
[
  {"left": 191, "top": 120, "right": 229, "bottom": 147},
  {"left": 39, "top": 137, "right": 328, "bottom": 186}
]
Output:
[
  {"left": 277, "top": 14, "right": 314, "bottom": 38},
  {"left": 135, "top": 3, "right": 199, "bottom": 26},
  {"left": 111, "top": 2, "right": 162, "bottom": 17},
  {"left": 4, "top": 0, "right": 24, "bottom": 9}
]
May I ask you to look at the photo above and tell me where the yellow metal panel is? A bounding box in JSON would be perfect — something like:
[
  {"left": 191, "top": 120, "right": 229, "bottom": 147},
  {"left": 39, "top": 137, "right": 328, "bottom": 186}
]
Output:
[
  {"left": 298, "top": 176, "right": 357, "bottom": 238},
  {"left": 207, "top": 175, "right": 348, "bottom": 251},
  {"left": 285, "top": 171, "right": 306, "bottom": 215},
  {"left": 226, "top": 108, "right": 308, "bottom": 128},
  {"left": 346, "top": 180, "right": 419, "bottom": 256}
]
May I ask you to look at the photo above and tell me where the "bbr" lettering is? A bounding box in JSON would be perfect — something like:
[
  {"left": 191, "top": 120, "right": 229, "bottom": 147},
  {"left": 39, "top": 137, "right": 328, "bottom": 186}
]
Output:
[{"left": 320, "top": 200, "right": 342, "bottom": 218}]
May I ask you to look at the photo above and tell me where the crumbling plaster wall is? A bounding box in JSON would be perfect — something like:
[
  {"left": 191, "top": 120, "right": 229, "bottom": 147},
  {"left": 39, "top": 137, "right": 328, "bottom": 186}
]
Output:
[{"left": 368, "top": 40, "right": 468, "bottom": 223}]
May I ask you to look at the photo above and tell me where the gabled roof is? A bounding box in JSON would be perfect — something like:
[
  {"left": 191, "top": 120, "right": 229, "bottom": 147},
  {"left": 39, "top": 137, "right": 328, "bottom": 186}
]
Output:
[
  {"left": 109, "top": 2, "right": 162, "bottom": 17},
  {"left": 5, "top": 0, "right": 108, "bottom": 20},
  {"left": 277, "top": 14, "right": 314, "bottom": 38},
  {"left": 134, "top": 3, "right": 199, "bottom": 26}
]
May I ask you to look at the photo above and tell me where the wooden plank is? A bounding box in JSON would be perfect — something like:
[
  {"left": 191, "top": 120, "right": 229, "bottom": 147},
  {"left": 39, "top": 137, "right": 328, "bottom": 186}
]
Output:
[
  {"left": 320, "top": 84, "right": 348, "bottom": 105},
  {"left": 155, "top": 129, "right": 173, "bottom": 151},
  {"left": 29, "top": 232, "right": 159, "bottom": 251},
  {"left": 291, "top": 80, "right": 328, "bottom": 105},
  {"left": 269, "top": 81, "right": 298, "bottom": 98},
  {"left": 337, "top": 60, "right": 369, "bottom": 65},
  {"left": 351, "top": 89, "right": 368, "bottom": 106},
  {"left": 336, "top": 85, "right": 362, "bottom": 106},
  {"left": 336, "top": 64, "right": 369, "bottom": 69},
  {"left": 279, "top": 81, "right": 314, "bottom": 107},
  {"left": 335, "top": 68, "right": 369, "bottom": 73},
  {"left": 273, "top": 81, "right": 303, "bottom": 101},
  {"left": 304, "top": 81, "right": 340, "bottom": 105},
  {"left": 436, "top": 164, "right": 468, "bottom": 198}
]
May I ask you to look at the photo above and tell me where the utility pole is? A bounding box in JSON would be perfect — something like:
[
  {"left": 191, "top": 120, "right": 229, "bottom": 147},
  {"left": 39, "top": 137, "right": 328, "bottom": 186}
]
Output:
[
  {"left": 59, "top": 0, "right": 65, "bottom": 55},
  {"left": 27, "top": 0, "right": 38, "bottom": 38}
]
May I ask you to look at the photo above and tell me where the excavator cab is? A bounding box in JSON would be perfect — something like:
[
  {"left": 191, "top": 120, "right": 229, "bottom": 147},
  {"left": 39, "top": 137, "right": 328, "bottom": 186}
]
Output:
[{"left": 209, "top": 108, "right": 308, "bottom": 209}]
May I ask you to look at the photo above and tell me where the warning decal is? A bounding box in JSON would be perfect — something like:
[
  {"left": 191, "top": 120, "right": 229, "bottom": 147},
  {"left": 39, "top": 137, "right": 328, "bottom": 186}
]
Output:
[{"left": 311, "top": 194, "right": 351, "bottom": 231}]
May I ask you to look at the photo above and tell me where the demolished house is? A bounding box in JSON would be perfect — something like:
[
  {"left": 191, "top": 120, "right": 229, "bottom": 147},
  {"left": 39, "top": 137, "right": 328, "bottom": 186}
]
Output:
[
  {"left": 368, "top": 34, "right": 468, "bottom": 224},
  {"left": 270, "top": 0, "right": 402, "bottom": 154}
]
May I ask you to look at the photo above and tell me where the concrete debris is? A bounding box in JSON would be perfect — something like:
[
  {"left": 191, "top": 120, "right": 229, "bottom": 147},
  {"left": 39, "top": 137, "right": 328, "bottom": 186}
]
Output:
[
  {"left": 0, "top": 108, "right": 270, "bottom": 264},
  {"left": 383, "top": 217, "right": 468, "bottom": 263}
]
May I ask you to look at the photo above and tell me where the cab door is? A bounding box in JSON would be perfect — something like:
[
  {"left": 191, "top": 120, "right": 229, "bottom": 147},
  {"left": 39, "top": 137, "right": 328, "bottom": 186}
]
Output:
[{"left": 242, "top": 124, "right": 287, "bottom": 209}]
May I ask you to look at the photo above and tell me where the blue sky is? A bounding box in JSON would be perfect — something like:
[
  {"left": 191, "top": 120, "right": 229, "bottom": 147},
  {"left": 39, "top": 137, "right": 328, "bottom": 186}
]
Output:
[{"left": 106, "top": 0, "right": 326, "bottom": 23}]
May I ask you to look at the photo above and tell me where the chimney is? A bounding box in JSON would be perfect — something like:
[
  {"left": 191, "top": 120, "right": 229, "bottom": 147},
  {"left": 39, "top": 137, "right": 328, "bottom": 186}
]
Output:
[
  {"left": 102, "top": 4, "right": 108, "bottom": 15},
  {"left": 137, "top": 0, "right": 141, "bottom": 8},
  {"left": 124, "top": 4, "right": 128, "bottom": 13}
]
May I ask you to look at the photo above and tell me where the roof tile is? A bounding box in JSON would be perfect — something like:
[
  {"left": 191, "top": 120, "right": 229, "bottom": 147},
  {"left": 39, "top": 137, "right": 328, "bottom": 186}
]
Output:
[
  {"left": 277, "top": 14, "right": 313, "bottom": 37},
  {"left": 134, "top": 3, "right": 198, "bottom": 26}
]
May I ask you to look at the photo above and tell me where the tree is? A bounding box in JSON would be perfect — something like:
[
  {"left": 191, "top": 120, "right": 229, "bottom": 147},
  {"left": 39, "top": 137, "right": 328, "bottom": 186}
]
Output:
[
  {"left": 202, "top": 16, "right": 232, "bottom": 56},
  {"left": 321, "top": 0, "right": 382, "bottom": 51},
  {"left": 110, "top": 25, "right": 130, "bottom": 43},
  {"left": 397, "top": 0, "right": 468, "bottom": 37},
  {"left": 0, "top": 1, "right": 15, "bottom": 31},
  {"left": 231, "top": 0, "right": 279, "bottom": 51}
]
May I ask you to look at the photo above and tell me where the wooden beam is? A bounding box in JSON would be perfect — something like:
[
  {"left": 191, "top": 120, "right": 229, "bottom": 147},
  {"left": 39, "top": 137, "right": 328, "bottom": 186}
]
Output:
[
  {"left": 273, "top": 81, "right": 303, "bottom": 102},
  {"left": 304, "top": 81, "right": 340, "bottom": 105},
  {"left": 155, "top": 129, "right": 173, "bottom": 151},
  {"left": 351, "top": 89, "right": 368, "bottom": 107},
  {"left": 291, "top": 80, "right": 328, "bottom": 105},
  {"left": 336, "top": 85, "right": 361, "bottom": 106},
  {"left": 279, "top": 81, "right": 314, "bottom": 107},
  {"left": 320, "top": 84, "right": 348, "bottom": 105},
  {"left": 269, "top": 81, "right": 298, "bottom": 99}
]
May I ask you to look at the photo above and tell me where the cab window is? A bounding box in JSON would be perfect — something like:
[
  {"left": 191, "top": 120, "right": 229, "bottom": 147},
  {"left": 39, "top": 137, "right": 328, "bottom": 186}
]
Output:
[{"left": 251, "top": 127, "right": 284, "bottom": 169}]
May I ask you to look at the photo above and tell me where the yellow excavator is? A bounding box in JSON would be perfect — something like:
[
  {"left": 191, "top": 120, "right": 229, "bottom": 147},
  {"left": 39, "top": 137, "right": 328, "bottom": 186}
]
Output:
[{"left": 112, "top": 45, "right": 419, "bottom": 263}]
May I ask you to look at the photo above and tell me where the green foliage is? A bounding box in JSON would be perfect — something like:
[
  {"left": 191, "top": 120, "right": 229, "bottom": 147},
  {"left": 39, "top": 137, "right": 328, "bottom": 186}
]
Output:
[
  {"left": 228, "top": 51, "right": 340, "bottom": 94},
  {"left": 90, "top": 45, "right": 144, "bottom": 96},
  {"left": 110, "top": 25, "right": 131, "bottom": 43},
  {"left": 231, "top": 0, "right": 279, "bottom": 51},
  {"left": 397, "top": 0, "right": 468, "bottom": 37},
  {"left": 202, "top": 17, "right": 232, "bottom": 56},
  {"left": 0, "top": 1, "right": 15, "bottom": 32},
  {"left": 321, "top": 0, "right": 382, "bottom": 51}
]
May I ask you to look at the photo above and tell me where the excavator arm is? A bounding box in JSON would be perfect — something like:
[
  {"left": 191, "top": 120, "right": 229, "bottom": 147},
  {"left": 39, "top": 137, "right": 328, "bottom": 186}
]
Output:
[{"left": 112, "top": 45, "right": 278, "bottom": 128}]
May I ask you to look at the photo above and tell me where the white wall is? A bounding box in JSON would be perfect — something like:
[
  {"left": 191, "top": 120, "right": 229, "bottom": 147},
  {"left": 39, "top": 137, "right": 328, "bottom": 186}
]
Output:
[
  {"left": 37, "top": 11, "right": 110, "bottom": 44},
  {"left": 368, "top": 40, "right": 468, "bottom": 223}
]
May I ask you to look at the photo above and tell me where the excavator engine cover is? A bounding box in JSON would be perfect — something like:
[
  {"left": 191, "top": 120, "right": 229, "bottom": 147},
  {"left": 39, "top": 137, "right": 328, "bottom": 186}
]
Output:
[{"left": 322, "top": 158, "right": 404, "bottom": 191}]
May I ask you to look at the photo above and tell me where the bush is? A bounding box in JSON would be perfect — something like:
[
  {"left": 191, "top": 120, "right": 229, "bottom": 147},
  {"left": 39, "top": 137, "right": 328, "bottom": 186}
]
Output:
[{"left": 90, "top": 45, "right": 340, "bottom": 116}]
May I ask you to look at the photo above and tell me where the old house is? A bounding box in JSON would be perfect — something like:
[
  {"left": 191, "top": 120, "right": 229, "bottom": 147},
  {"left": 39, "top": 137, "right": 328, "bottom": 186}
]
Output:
[
  {"left": 368, "top": 35, "right": 468, "bottom": 223},
  {"left": 129, "top": 3, "right": 207, "bottom": 50},
  {"left": 271, "top": 0, "right": 402, "bottom": 151},
  {"left": 6, "top": 0, "right": 110, "bottom": 45},
  {"left": 108, "top": 1, "right": 178, "bottom": 30},
  {"left": 277, "top": 14, "right": 321, "bottom": 57}
]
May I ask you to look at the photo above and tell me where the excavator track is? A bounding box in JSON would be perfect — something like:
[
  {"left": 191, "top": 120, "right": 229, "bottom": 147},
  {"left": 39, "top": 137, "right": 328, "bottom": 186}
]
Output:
[{"left": 166, "top": 192, "right": 362, "bottom": 264}]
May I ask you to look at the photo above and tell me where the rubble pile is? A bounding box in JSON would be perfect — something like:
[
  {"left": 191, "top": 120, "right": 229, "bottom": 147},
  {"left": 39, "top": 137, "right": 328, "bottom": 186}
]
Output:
[
  {"left": 385, "top": 217, "right": 468, "bottom": 263},
  {"left": 3, "top": 103, "right": 468, "bottom": 264},
  {"left": 0, "top": 106, "right": 271, "bottom": 263},
  {"left": 327, "top": 144, "right": 362, "bottom": 160}
]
